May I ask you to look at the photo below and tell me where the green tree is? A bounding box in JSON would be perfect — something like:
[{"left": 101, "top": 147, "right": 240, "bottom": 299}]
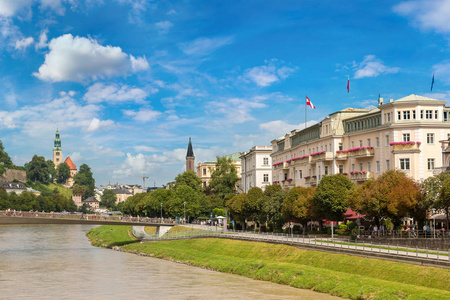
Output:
[
  {"left": 143, "top": 189, "right": 172, "bottom": 217},
  {"left": 101, "top": 189, "right": 117, "bottom": 210},
  {"left": 437, "top": 179, "right": 450, "bottom": 229},
  {"left": 208, "top": 156, "right": 239, "bottom": 201},
  {"left": 46, "top": 160, "right": 56, "bottom": 182},
  {"left": 73, "top": 164, "right": 95, "bottom": 198},
  {"left": 174, "top": 171, "right": 203, "bottom": 193},
  {"left": 282, "top": 186, "right": 315, "bottom": 234},
  {"left": 226, "top": 193, "right": 247, "bottom": 229},
  {"left": 314, "top": 174, "right": 354, "bottom": 222},
  {"left": 26, "top": 155, "right": 51, "bottom": 183},
  {"left": 0, "top": 140, "right": 12, "bottom": 167},
  {"left": 56, "top": 162, "right": 71, "bottom": 184},
  {"left": 245, "top": 187, "right": 264, "bottom": 227},
  {"left": 72, "top": 184, "right": 86, "bottom": 197},
  {"left": 0, "top": 186, "right": 11, "bottom": 209},
  {"left": 261, "top": 184, "right": 287, "bottom": 230}
]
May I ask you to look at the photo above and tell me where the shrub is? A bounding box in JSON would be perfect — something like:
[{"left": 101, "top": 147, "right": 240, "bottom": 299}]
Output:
[{"left": 339, "top": 224, "right": 348, "bottom": 230}]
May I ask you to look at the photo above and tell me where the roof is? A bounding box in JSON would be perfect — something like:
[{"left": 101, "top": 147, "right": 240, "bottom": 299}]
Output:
[
  {"left": 395, "top": 94, "right": 436, "bottom": 102},
  {"left": 83, "top": 196, "right": 99, "bottom": 203},
  {"left": 112, "top": 188, "right": 132, "bottom": 194},
  {"left": 0, "top": 182, "right": 26, "bottom": 190},
  {"left": 186, "top": 137, "right": 194, "bottom": 157},
  {"left": 64, "top": 157, "right": 77, "bottom": 170}
]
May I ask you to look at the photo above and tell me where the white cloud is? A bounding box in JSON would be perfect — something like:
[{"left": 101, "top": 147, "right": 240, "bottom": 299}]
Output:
[
  {"left": 0, "top": 0, "right": 32, "bottom": 18},
  {"left": 35, "top": 30, "right": 48, "bottom": 49},
  {"left": 243, "top": 60, "right": 296, "bottom": 87},
  {"left": 432, "top": 61, "right": 450, "bottom": 85},
  {"left": 259, "top": 120, "right": 317, "bottom": 139},
  {"left": 167, "top": 9, "right": 176, "bottom": 15},
  {"left": 155, "top": 20, "right": 173, "bottom": 34},
  {"left": 84, "top": 82, "right": 148, "bottom": 104},
  {"left": 123, "top": 108, "right": 162, "bottom": 122},
  {"left": 33, "top": 34, "right": 149, "bottom": 82},
  {"left": 14, "top": 36, "right": 33, "bottom": 50},
  {"left": 179, "top": 36, "right": 233, "bottom": 56},
  {"left": 353, "top": 55, "right": 399, "bottom": 79},
  {"left": 393, "top": 0, "right": 450, "bottom": 35},
  {"left": 209, "top": 97, "right": 267, "bottom": 124},
  {"left": 87, "top": 118, "right": 115, "bottom": 132},
  {"left": 133, "top": 145, "right": 160, "bottom": 152}
]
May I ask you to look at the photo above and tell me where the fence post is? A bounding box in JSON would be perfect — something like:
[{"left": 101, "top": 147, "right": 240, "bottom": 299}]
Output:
[
  {"left": 437, "top": 248, "right": 439, "bottom": 260},
  {"left": 388, "top": 243, "right": 390, "bottom": 254}
]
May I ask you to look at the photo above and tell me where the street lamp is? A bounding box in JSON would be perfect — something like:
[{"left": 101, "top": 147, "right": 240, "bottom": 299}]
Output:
[
  {"left": 432, "top": 208, "right": 436, "bottom": 239},
  {"left": 183, "top": 202, "right": 186, "bottom": 225},
  {"left": 160, "top": 203, "right": 162, "bottom": 222}
]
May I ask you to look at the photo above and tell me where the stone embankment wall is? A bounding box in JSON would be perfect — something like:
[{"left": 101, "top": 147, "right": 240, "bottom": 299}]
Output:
[{"left": 0, "top": 169, "right": 27, "bottom": 182}]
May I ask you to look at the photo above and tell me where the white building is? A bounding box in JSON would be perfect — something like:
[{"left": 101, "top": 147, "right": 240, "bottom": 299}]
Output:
[{"left": 240, "top": 146, "right": 273, "bottom": 193}]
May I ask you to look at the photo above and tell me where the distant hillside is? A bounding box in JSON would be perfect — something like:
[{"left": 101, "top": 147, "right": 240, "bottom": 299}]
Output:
[
  {"left": 0, "top": 167, "right": 27, "bottom": 182},
  {"left": 26, "top": 182, "right": 73, "bottom": 198}
]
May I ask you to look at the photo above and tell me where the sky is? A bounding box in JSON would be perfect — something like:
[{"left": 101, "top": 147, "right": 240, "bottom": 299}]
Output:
[{"left": 1, "top": 0, "right": 450, "bottom": 188}]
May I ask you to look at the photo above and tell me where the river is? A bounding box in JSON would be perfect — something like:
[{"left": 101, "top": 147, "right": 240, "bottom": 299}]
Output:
[{"left": 0, "top": 225, "right": 341, "bottom": 299}]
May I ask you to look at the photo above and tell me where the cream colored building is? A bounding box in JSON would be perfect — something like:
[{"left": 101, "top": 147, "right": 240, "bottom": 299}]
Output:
[
  {"left": 196, "top": 152, "right": 243, "bottom": 189},
  {"left": 271, "top": 94, "right": 450, "bottom": 189},
  {"left": 240, "top": 146, "right": 273, "bottom": 193}
]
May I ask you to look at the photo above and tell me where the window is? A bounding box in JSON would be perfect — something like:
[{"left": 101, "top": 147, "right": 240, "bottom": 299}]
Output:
[
  {"left": 324, "top": 166, "right": 328, "bottom": 175},
  {"left": 421, "top": 110, "right": 424, "bottom": 119},
  {"left": 56, "top": 158, "right": 59, "bottom": 162},
  {"left": 387, "top": 113, "right": 391, "bottom": 122},
  {"left": 448, "top": 133, "right": 450, "bottom": 140},
  {"left": 367, "top": 138, "right": 371, "bottom": 147},
  {"left": 400, "top": 158, "right": 410, "bottom": 170},
  {"left": 359, "top": 140, "right": 363, "bottom": 147},
  {"left": 299, "top": 170, "right": 302, "bottom": 179},
  {"left": 386, "top": 160, "right": 390, "bottom": 170},
  {"left": 203, "top": 168, "right": 207, "bottom": 175},
  {"left": 413, "top": 111, "right": 416, "bottom": 119},
  {"left": 263, "top": 157, "right": 269, "bottom": 165},
  {"left": 398, "top": 111, "right": 401, "bottom": 120},
  {"left": 339, "top": 143, "right": 343, "bottom": 150},
  {"left": 427, "top": 133, "right": 434, "bottom": 144},
  {"left": 435, "top": 110, "right": 438, "bottom": 119},
  {"left": 359, "top": 163, "right": 363, "bottom": 171},
  {"left": 367, "top": 162, "right": 371, "bottom": 172},
  {"left": 325, "top": 145, "right": 327, "bottom": 151},
  {"left": 263, "top": 174, "right": 269, "bottom": 182},
  {"left": 403, "top": 133, "right": 410, "bottom": 142},
  {"left": 56, "top": 152, "right": 60, "bottom": 156},
  {"left": 426, "top": 110, "right": 433, "bottom": 119},
  {"left": 403, "top": 111, "right": 410, "bottom": 120},
  {"left": 427, "top": 159, "right": 435, "bottom": 170},
  {"left": 386, "top": 135, "right": 390, "bottom": 145},
  {"left": 351, "top": 164, "right": 355, "bottom": 172},
  {"left": 376, "top": 161, "right": 380, "bottom": 172},
  {"left": 376, "top": 137, "right": 380, "bottom": 147},
  {"left": 339, "top": 165, "right": 343, "bottom": 174},
  {"left": 351, "top": 141, "right": 355, "bottom": 148},
  {"left": 284, "top": 173, "right": 288, "bottom": 180}
]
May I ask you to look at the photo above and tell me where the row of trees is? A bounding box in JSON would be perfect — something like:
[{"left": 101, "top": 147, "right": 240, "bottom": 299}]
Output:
[
  {"left": 227, "top": 170, "right": 450, "bottom": 232},
  {"left": 0, "top": 188, "right": 77, "bottom": 212}
]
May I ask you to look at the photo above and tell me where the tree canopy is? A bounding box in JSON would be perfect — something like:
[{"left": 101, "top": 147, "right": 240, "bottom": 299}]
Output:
[
  {"left": 73, "top": 164, "right": 95, "bottom": 198},
  {"left": 56, "top": 162, "right": 71, "bottom": 184},
  {"left": 208, "top": 156, "right": 239, "bottom": 200},
  {"left": 26, "top": 155, "right": 51, "bottom": 183},
  {"left": 101, "top": 189, "right": 117, "bottom": 210}
]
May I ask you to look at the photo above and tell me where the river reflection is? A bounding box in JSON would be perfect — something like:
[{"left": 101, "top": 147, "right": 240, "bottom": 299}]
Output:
[{"left": 0, "top": 225, "right": 341, "bottom": 299}]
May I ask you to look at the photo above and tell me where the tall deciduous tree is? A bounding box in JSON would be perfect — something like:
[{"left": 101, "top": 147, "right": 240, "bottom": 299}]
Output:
[
  {"left": 46, "top": 160, "right": 56, "bottom": 182},
  {"left": 27, "top": 155, "right": 51, "bottom": 183},
  {"left": 314, "top": 174, "right": 354, "bottom": 221},
  {"left": 0, "top": 140, "right": 12, "bottom": 167},
  {"left": 56, "top": 162, "right": 71, "bottom": 184},
  {"left": 101, "top": 189, "right": 117, "bottom": 210},
  {"left": 209, "top": 156, "right": 239, "bottom": 201},
  {"left": 282, "top": 186, "right": 315, "bottom": 233},
  {"left": 174, "top": 171, "right": 203, "bottom": 193},
  {"left": 73, "top": 164, "right": 95, "bottom": 198},
  {"left": 438, "top": 179, "right": 450, "bottom": 229}
]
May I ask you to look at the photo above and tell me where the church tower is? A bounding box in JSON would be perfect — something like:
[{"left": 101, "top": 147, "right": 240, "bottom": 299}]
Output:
[
  {"left": 53, "top": 130, "right": 62, "bottom": 167},
  {"left": 186, "top": 137, "right": 195, "bottom": 172}
]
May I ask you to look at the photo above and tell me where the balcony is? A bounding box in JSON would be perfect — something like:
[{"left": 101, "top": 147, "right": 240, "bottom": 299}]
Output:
[
  {"left": 272, "top": 162, "right": 283, "bottom": 169},
  {"left": 290, "top": 155, "right": 310, "bottom": 165},
  {"left": 310, "top": 151, "right": 333, "bottom": 163},
  {"left": 335, "top": 151, "right": 348, "bottom": 160},
  {"left": 305, "top": 176, "right": 317, "bottom": 185},
  {"left": 349, "top": 171, "right": 373, "bottom": 181},
  {"left": 390, "top": 141, "right": 421, "bottom": 154},
  {"left": 348, "top": 147, "right": 374, "bottom": 158},
  {"left": 282, "top": 179, "right": 295, "bottom": 187}
]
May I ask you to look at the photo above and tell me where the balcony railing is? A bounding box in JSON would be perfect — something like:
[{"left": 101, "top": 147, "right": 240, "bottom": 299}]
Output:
[
  {"left": 335, "top": 151, "right": 348, "bottom": 160},
  {"left": 310, "top": 151, "right": 333, "bottom": 162},
  {"left": 305, "top": 176, "right": 317, "bottom": 185},
  {"left": 349, "top": 171, "right": 373, "bottom": 181},
  {"left": 390, "top": 141, "right": 421, "bottom": 153},
  {"left": 289, "top": 155, "right": 310, "bottom": 165},
  {"left": 348, "top": 147, "right": 374, "bottom": 158}
]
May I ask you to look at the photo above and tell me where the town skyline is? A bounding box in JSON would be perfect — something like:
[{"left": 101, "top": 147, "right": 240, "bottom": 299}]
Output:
[{"left": 0, "top": 1, "right": 449, "bottom": 186}]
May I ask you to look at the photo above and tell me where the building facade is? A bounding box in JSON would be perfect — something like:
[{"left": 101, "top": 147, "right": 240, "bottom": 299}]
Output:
[
  {"left": 271, "top": 94, "right": 450, "bottom": 189},
  {"left": 240, "top": 146, "right": 273, "bottom": 193},
  {"left": 196, "top": 152, "right": 243, "bottom": 189}
]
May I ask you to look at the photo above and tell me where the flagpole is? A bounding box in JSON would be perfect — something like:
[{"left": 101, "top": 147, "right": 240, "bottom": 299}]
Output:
[
  {"left": 347, "top": 75, "right": 349, "bottom": 103},
  {"left": 305, "top": 95, "right": 307, "bottom": 129}
]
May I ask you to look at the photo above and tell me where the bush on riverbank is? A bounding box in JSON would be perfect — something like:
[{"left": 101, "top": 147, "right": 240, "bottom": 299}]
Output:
[{"left": 87, "top": 226, "right": 450, "bottom": 300}]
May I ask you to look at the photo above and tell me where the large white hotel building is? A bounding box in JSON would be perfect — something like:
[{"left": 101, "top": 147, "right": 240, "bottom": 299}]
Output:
[{"left": 270, "top": 94, "right": 450, "bottom": 189}]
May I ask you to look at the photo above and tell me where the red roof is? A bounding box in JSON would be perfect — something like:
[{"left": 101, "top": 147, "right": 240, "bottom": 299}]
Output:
[
  {"left": 64, "top": 157, "right": 77, "bottom": 170},
  {"left": 343, "top": 208, "right": 365, "bottom": 220}
]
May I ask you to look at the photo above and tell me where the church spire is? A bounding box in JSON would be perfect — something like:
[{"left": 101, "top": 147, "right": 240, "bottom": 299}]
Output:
[{"left": 186, "top": 137, "right": 195, "bottom": 172}]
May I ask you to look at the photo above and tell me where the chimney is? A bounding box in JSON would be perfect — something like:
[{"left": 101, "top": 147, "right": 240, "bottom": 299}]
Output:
[{"left": 389, "top": 99, "right": 393, "bottom": 103}]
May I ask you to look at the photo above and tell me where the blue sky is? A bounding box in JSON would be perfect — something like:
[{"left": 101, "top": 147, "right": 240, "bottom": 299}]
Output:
[{"left": 1, "top": 0, "right": 450, "bottom": 187}]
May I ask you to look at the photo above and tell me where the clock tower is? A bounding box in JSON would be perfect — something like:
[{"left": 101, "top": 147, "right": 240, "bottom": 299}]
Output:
[{"left": 53, "top": 130, "right": 62, "bottom": 167}]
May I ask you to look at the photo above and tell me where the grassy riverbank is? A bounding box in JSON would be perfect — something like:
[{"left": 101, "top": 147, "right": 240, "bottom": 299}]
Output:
[{"left": 87, "top": 225, "right": 450, "bottom": 300}]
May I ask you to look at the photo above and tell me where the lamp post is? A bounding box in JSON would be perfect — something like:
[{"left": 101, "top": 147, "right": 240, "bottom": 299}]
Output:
[
  {"left": 160, "top": 203, "right": 162, "bottom": 223},
  {"left": 432, "top": 208, "right": 436, "bottom": 239},
  {"left": 183, "top": 202, "right": 186, "bottom": 225}
]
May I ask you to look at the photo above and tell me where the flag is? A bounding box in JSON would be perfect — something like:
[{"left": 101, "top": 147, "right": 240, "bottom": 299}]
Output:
[
  {"left": 347, "top": 76, "right": 350, "bottom": 93},
  {"left": 306, "top": 95, "right": 315, "bottom": 109},
  {"left": 431, "top": 74, "right": 435, "bottom": 91}
]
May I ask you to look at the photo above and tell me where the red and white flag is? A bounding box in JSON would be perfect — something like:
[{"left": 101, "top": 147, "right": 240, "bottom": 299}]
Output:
[
  {"left": 306, "top": 96, "right": 315, "bottom": 109},
  {"left": 347, "top": 76, "right": 350, "bottom": 93}
]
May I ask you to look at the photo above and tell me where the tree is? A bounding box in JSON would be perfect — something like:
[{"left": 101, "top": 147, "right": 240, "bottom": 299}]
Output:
[
  {"left": 73, "top": 164, "right": 95, "bottom": 198},
  {"left": 208, "top": 156, "right": 239, "bottom": 201},
  {"left": 26, "top": 155, "right": 50, "bottom": 183},
  {"left": 282, "top": 186, "right": 315, "bottom": 234},
  {"left": 245, "top": 187, "right": 264, "bottom": 227},
  {"left": 226, "top": 193, "right": 247, "bottom": 228},
  {"left": 174, "top": 171, "right": 203, "bottom": 193},
  {"left": 350, "top": 170, "right": 421, "bottom": 227},
  {"left": 101, "top": 189, "right": 117, "bottom": 210},
  {"left": 314, "top": 174, "right": 354, "bottom": 221},
  {"left": 437, "top": 179, "right": 450, "bottom": 229},
  {"left": 56, "top": 162, "right": 71, "bottom": 184},
  {"left": 261, "top": 184, "right": 287, "bottom": 230},
  {"left": 72, "top": 184, "right": 86, "bottom": 197},
  {"left": 46, "top": 160, "right": 57, "bottom": 182},
  {"left": 0, "top": 140, "right": 12, "bottom": 167}
]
